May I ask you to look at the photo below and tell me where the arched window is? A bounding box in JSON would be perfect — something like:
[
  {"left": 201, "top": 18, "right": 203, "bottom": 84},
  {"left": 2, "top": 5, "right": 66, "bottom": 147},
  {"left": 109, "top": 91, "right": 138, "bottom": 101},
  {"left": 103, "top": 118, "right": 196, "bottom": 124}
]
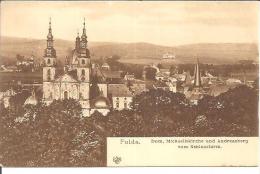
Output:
[
  {"left": 47, "top": 59, "right": 51, "bottom": 64},
  {"left": 124, "top": 102, "right": 127, "bottom": 109},
  {"left": 82, "top": 69, "right": 85, "bottom": 76},
  {"left": 82, "top": 59, "right": 85, "bottom": 65},
  {"left": 64, "top": 91, "right": 68, "bottom": 100},
  {"left": 47, "top": 69, "right": 51, "bottom": 81}
]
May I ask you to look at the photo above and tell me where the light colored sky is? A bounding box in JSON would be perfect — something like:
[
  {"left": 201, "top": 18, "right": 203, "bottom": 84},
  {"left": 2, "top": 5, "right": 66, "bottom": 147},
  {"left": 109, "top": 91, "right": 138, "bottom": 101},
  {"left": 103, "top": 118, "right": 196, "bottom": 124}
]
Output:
[{"left": 0, "top": 1, "right": 259, "bottom": 46}]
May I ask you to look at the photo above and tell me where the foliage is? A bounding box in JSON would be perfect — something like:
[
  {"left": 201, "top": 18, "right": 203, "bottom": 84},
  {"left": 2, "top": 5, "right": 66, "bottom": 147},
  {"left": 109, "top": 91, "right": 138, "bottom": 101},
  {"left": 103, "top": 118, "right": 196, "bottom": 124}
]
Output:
[
  {"left": 0, "top": 86, "right": 258, "bottom": 167},
  {"left": 144, "top": 67, "right": 156, "bottom": 80},
  {"left": 0, "top": 99, "right": 105, "bottom": 167},
  {"left": 198, "top": 85, "right": 258, "bottom": 136}
]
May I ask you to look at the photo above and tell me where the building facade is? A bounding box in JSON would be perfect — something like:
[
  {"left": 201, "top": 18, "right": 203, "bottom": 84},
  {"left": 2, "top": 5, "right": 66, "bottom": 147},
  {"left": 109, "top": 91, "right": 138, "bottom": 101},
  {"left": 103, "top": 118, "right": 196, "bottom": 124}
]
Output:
[
  {"left": 41, "top": 18, "right": 141, "bottom": 116},
  {"left": 42, "top": 19, "right": 98, "bottom": 116}
]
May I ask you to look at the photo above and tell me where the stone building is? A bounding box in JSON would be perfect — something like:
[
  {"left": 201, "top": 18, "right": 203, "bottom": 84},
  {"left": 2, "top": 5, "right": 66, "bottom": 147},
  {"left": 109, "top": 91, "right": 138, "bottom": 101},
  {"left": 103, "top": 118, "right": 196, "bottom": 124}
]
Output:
[{"left": 42, "top": 18, "right": 143, "bottom": 116}]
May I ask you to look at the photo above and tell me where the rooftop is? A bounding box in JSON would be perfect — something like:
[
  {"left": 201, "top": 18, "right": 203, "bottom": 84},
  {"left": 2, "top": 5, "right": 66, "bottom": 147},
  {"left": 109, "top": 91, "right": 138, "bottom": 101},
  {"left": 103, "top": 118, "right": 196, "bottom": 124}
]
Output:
[{"left": 108, "top": 84, "right": 133, "bottom": 97}]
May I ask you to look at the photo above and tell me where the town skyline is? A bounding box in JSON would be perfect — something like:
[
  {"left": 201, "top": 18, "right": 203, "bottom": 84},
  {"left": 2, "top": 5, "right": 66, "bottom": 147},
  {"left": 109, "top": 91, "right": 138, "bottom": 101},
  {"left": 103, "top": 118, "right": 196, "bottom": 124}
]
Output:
[{"left": 1, "top": 1, "right": 258, "bottom": 46}]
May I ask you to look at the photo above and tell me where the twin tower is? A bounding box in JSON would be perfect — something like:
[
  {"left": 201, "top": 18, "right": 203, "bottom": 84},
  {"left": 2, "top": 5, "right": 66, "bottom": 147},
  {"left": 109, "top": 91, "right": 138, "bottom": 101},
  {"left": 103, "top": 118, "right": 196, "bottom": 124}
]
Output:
[
  {"left": 42, "top": 18, "right": 92, "bottom": 116},
  {"left": 43, "top": 18, "right": 91, "bottom": 82}
]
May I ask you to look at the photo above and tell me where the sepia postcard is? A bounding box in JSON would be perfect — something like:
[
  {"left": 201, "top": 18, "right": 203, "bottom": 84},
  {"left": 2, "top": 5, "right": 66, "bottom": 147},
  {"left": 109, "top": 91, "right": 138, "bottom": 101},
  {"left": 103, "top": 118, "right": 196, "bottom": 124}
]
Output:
[{"left": 0, "top": 1, "right": 259, "bottom": 167}]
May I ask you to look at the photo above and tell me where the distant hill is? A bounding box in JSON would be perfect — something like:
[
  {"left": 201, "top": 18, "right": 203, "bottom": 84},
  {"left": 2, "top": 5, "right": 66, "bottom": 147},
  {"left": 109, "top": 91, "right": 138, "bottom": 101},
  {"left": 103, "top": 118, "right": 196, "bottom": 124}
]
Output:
[{"left": 0, "top": 36, "right": 258, "bottom": 65}]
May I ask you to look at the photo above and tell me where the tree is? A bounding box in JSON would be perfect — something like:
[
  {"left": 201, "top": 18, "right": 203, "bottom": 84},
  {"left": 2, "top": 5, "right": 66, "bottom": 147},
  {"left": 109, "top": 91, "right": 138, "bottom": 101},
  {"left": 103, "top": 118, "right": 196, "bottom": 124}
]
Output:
[
  {"left": 198, "top": 85, "right": 258, "bottom": 136},
  {"left": 107, "top": 110, "right": 145, "bottom": 137},
  {"left": 144, "top": 67, "right": 156, "bottom": 80},
  {"left": 0, "top": 99, "right": 106, "bottom": 167},
  {"left": 157, "top": 63, "right": 163, "bottom": 69},
  {"left": 131, "top": 89, "right": 196, "bottom": 136}
]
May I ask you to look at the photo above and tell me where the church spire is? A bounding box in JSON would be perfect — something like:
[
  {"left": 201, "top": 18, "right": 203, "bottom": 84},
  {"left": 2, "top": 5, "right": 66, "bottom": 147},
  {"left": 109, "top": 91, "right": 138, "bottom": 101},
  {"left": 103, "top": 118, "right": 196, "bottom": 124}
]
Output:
[
  {"left": 47, "top": 17, "right": 53, "bottom": 41},
  {"left": 44, "top": 17, "right": 56, "bottom": 58},
  {"left": 49, "top": 17, "right": 51, "bottom": 31},
  {"left": 83, "top": 17, "right": 86, "bottom": 35},
  {"left": 81, "top": 17, "right": 87, "bottom": 40},
  {"left": 80, "top": 17, "right": 88, "bottom": 50},
  {"left": 194, "top": 58, "right": 201, "bottom": 88}
]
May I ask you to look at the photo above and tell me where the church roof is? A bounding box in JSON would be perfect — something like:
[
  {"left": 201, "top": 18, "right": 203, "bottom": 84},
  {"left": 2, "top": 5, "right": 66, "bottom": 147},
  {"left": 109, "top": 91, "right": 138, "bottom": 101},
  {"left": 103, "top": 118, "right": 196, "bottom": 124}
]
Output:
[
  {"left": 71, "top": 50, "right": 79, "bottom": 65},
  {"left": 102, "top": 71, "right": 122, "bottom": 79},
  {"left": 54, "top": 74, "right": 78, "bottom": 83},
  {"left": 108, "top": 84, "right": 133, "bottom": 97}
]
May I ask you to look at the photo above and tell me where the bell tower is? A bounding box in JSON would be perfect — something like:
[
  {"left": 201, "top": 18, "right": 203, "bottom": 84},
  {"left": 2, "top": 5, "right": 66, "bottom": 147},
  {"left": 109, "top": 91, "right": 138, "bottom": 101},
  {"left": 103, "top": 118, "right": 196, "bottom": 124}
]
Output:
[
  {"left": 42, "top": 18, "right": 56, "bottom": 105},
  {"left": 76, "top": 18, "right": 91, "bottom": 116},
  {"left": 43, "top": 18, "right": 56, "bottom": 82},
  {"left": 77, "top": 18, "right": 90, "bottom": 82}
]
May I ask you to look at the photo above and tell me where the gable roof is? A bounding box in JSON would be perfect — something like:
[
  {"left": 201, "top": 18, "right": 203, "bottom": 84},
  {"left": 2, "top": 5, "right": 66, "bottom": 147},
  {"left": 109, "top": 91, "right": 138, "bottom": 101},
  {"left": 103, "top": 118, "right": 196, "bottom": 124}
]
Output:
[{"left": 108, "top": 84, "right": 133, "bottom": 97}]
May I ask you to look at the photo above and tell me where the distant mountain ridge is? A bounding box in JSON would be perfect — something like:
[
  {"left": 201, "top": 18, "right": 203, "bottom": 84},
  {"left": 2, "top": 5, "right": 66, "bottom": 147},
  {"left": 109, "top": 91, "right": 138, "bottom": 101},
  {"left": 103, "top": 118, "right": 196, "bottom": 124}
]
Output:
[{"left": 0, "top": 36, "right": 258, "bottom": 65}]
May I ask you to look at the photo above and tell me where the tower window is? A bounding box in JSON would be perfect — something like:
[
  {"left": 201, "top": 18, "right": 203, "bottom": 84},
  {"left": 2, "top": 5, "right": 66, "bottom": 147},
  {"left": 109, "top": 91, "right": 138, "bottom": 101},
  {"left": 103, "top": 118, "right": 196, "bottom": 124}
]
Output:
[
  {"left": 82, "top": 69, "right": 85, "bottom": 75},
  {"left": 82, "top": 59, "right": 85, "bottom": 65},
  {"left": 64, "top": 91, "right": 68, "bottom": 100},
  {"left": 47, "top": 59, "right": 51, "bottom": 64},
  {"left": 124, "top": 102, "right": 127, "bottom": 109}
]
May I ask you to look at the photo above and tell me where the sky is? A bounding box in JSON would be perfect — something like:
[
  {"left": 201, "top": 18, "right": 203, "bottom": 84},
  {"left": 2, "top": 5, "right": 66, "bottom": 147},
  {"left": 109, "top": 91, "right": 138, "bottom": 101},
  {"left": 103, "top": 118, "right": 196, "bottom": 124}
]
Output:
[{"left": 0, "top": 1, "right": 259, "bottom": 46}]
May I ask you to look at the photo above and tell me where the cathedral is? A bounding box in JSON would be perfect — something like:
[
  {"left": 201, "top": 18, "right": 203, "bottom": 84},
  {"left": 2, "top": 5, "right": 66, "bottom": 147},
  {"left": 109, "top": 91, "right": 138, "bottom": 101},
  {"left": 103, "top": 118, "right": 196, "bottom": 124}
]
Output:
[{"left": 42, "top": 18, "right": 111, "bottom": 117}]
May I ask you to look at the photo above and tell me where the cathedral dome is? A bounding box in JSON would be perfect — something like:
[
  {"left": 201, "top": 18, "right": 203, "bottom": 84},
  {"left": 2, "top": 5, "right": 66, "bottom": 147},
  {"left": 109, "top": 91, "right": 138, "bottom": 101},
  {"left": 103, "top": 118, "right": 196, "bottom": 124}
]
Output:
[
  {"left": 24, "top": 92, "right": 38, "bottom": 106},
  {"left": 92, "top": 96, "right": 110, "bottom": 109}
]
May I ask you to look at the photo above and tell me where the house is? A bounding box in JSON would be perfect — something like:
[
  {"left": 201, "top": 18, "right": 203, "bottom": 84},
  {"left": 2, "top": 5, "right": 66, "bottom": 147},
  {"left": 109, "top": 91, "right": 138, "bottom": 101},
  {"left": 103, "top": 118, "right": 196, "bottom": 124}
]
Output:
[
  {"left": 153, "top": 81, "right": 170, "bottom": 91},
  {"left": 108, "top": 84, "right": 133, "bottom": 110},
  {"left": 155, "top": 72, "right": 166, "bottom": 81},
  {"left": 124, "top": 74, "right": 135, "bottom": 81},
  {"left": 226, "top": 78, "right": 242, "bottom": 85},
  {"left": 101, "top": 63, "right": 110, "bottom": 70},
  {"left": 0, "top": 65, "right": 18, "bottom": 72},
  {"left": 166, "top": 81, "right": 177, "bottom": 93},
  {"left": 159, "top": 68, "right": 170, "bottom": 76},
  {"left": 0, "top": 88, "right": 16, "bottom": 108},
  {"left": 162, "top": 53, "right": 175, "bottom": 59}
]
